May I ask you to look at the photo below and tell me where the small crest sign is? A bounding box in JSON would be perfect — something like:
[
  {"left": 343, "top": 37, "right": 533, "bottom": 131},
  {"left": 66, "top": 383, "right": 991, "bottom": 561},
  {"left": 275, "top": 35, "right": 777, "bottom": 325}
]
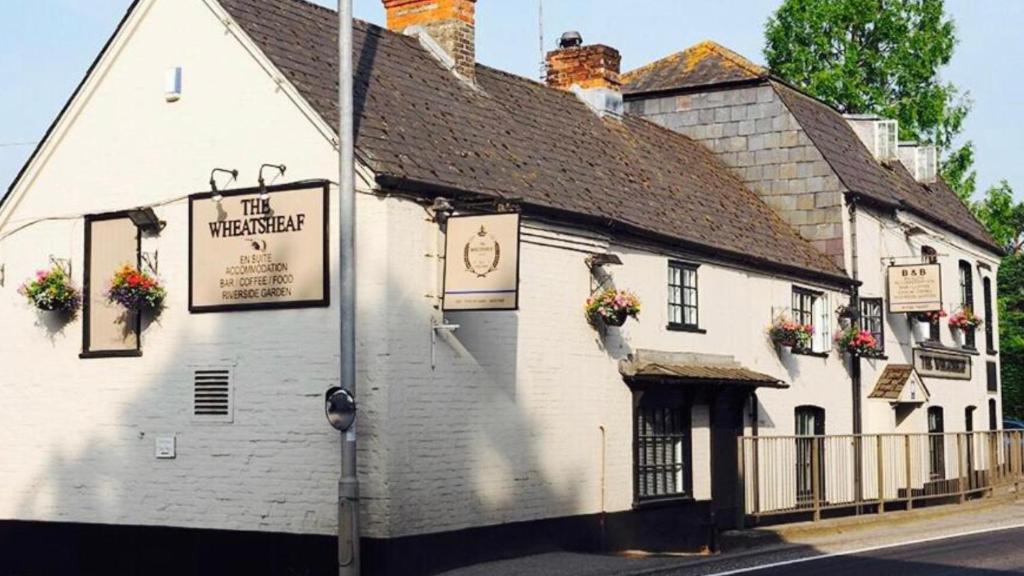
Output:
[{"left": 443, "top": 213, "right": 520, "bottom": 311}]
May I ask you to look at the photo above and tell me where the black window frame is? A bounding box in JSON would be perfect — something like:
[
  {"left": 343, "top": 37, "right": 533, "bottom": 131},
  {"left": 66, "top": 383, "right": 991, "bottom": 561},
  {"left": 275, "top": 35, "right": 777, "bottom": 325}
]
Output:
[
  {"left": 989, "top": 399, "right": 999, "bottom": 431},
  {"left": 791, "top": 287, "right": 827, "bottom": 354},
  {"left": 633, "top": 389, "right": 693, "bottom": 504},
  {"left": 927, "top": 406, "right": 945, "bottom": 481},
  {"left": 667, "top": 261, "right": 702, "bottom": 332},
  {"left": 983, "top": 277, "right": 995, "bottom": 353},
  {"left": 922, "top": 247, "right": 941, "bottom": 341},
  {"left": 81, "top": 212, "right": 143, "bottom": 359},
  {"left": 859, "top": 297, "right": 885, "bottom": 353},
  {"left": 987, "top": 361, "right": 999, "bottom": 393},
  {"left": 959, "top": 260, "right": 976, "bottom": 349}
]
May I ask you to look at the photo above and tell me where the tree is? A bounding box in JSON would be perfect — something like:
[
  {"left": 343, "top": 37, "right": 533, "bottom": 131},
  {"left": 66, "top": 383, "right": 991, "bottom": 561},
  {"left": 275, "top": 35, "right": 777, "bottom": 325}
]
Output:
[
  {"left": 973, "top": 180, "right": 1024, "bottom": 255},
  {"left": 764, "top": 0, "right": 975, "bottom": 199},
  {"left": 998, "top": 254, "right": 1024, "bottom": 419}
]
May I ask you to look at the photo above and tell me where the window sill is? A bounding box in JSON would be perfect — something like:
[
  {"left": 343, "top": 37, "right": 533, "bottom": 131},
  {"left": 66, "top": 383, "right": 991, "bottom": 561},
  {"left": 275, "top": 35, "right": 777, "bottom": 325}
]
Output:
[
  {"left": 987, "top": 349, "right": 998, "bottom": 356},
  {"left": 80, "top": 350, "right": 143, "bottom": 359},
  {"left": 666, "top": 324, "right": 706, "bottom": 334},
  {"left": 633, "top": 495, "right": 695, "bottom": 510},
  {"left": 792, "top": 349, "right": 829, "bottom": 359}
]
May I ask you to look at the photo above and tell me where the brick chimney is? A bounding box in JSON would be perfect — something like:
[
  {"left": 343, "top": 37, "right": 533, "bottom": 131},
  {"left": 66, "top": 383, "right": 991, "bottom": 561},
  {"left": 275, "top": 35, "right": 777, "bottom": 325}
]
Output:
[
  {"left": 546, "top": 32, "right": 622, "bottom": 116},
  {"left": 383, "top": 0, "right": 477, "bottom": 81}
]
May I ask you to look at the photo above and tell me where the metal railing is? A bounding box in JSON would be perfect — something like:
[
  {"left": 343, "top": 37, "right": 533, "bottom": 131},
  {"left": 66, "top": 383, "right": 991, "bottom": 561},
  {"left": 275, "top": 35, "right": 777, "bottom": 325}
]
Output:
[{"left": 740, "top": 431, "right": 1024, "bottom": 521}]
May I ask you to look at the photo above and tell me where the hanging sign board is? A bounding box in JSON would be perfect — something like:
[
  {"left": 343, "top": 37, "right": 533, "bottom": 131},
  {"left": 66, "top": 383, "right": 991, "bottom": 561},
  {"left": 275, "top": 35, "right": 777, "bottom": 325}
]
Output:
[
  {"left": 443, "top": 213, "right": 520, "bottom": 311},
  {"left": 887, "top": 263, "right": 942, "bottom": 313},
  {"left": 189, "top": 181, "right": 329, "bottom": 313}
]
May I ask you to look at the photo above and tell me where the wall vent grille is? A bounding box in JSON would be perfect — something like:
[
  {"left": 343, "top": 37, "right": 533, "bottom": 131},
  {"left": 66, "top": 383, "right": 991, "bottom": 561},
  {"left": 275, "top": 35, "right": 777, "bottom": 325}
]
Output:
[{"left": 193, "top": 368, "right": 233, "bottom": 422}]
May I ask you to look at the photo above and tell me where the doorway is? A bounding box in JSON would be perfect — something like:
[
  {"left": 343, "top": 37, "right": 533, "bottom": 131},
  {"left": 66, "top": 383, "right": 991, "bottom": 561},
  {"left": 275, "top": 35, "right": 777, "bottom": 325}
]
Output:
[{"left": 795, "top": 406, "right": 825, "bottom": 507}]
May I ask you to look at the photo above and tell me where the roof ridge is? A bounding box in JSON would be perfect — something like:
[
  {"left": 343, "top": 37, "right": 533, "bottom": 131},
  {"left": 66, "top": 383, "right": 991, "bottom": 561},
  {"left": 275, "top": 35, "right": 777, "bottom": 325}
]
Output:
[{"left": 622, "top": 40, "right": 765, "bottom": 83}]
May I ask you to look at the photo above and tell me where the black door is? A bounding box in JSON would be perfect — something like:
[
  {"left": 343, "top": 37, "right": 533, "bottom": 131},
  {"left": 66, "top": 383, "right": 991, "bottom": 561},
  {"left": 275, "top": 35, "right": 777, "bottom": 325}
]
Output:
[
  {"left": 711, "top": 391, "right": 746, "bottom": 529},
  {"left": 795, "top": 406, "right": 825, "bottom": 507}
]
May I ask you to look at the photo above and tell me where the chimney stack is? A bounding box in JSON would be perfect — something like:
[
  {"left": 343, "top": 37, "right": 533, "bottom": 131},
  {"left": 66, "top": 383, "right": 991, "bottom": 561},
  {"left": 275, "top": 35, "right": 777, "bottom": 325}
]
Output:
[
  {"left": 546, "top": 32, "right": 622, "bottom": 116},
  {"left": 383, "top": 0, "right": 477, "bottom": 81},
  {"left": 546, "top": 32, "right": 621, "bottom": 92}
]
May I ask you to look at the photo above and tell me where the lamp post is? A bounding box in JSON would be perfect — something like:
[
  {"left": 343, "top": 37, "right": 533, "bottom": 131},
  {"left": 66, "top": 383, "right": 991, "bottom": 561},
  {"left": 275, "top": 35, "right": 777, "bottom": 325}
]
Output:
[{"left": 335, "top": 0, "right": 360, "bottom": 575}]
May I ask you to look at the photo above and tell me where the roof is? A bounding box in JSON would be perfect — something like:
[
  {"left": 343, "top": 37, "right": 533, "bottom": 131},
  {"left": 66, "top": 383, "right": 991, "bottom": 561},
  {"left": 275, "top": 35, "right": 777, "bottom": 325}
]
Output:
[
  {"left": 869, "top": 365, "right": 930, "bottom": 402},
  {"left": 622, "top": 41, "right": 767, "bottom": 95},
  {"left": 620, "top": 350, "right": 787, "bottom": 388},
  {"left": 773, "top": 83, "right": 1002, "bottom": 253},
  {"left": 621, "top": 41, "right": 1001, "bottom": 255},
  {"left": 214, "top": 0, "right": 848, "bottom": 283}
]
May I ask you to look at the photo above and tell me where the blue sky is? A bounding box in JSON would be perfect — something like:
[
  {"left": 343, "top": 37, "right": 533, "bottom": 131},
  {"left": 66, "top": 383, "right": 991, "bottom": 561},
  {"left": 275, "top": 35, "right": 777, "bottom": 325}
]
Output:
[{"left": 2, "top": 1, "right": 1021, "bottom": 201}]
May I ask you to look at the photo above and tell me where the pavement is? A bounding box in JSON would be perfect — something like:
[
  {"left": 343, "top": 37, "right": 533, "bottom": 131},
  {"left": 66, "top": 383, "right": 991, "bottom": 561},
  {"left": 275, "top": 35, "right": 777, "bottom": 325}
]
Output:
[{"left": 439, "top": 491, "right": 1024, "bottom": 576}]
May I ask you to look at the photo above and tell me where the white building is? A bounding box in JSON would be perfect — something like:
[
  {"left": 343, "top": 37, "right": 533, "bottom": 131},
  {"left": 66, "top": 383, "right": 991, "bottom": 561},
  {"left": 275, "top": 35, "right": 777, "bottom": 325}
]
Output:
[{"left": 0, "top": 2, "right": 1000, "bottom": 575}]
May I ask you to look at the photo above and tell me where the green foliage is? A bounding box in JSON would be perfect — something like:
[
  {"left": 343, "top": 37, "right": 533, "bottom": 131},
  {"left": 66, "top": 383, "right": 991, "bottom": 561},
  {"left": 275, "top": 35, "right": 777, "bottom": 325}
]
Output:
[
  {"left": 941, "top": 142, "right": 977, "bottom": 203},
  {"left": 973, "top": 180, "right": 1024, "bottom": 254},
  {"left": 999, "top": 254, "right": 1024, "bottom": 419},
  {"left": 765, "top": 0, "right": 974, "bottom": 198}
]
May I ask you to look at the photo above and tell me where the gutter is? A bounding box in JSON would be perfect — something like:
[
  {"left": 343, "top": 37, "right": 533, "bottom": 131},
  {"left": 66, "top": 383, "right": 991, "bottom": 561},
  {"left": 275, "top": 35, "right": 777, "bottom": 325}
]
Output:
[{"left": 375, "top": 174, "right": 858, "bottom": 290}]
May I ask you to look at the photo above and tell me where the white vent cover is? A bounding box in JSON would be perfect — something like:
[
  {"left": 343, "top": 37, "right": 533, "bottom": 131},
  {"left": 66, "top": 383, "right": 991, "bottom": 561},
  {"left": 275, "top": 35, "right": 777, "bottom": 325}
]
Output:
[
  {"left": 874, "top": 120, "right": 898, "bottom": 161},
  {"left": 165, "top": 67, "right": 182, "bottom": 102},
  {"left": 193, "top": 368, "right": 233, "bottom": 422}
]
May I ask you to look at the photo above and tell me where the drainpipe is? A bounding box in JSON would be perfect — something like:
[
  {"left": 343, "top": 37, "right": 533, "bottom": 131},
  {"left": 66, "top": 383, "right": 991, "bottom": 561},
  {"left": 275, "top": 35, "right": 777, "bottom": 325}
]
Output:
[
  {"left": 338, "top": 0, "right": 360, "bottom": 574},
  {"left": 848, "top": 196, "right": 863, "bottom": 509}
]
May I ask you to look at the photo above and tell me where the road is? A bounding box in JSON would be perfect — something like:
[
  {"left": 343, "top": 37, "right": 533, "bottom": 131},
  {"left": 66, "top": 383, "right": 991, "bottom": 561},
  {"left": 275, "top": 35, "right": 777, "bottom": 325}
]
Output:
[{"left": 671, "top": 525, "right": 1024, "bottom": 576}]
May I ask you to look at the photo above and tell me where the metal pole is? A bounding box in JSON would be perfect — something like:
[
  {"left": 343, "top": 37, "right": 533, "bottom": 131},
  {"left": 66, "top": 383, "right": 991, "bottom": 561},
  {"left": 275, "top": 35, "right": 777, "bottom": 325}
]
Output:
[{"left": 338, "top": 1, "right": 359, "bottom": 574}]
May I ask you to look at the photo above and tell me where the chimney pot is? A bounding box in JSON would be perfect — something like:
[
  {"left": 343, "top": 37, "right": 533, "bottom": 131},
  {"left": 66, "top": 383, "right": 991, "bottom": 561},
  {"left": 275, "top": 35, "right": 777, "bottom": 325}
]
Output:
[{"left": 559, "top": 31, "right": 583, "bottom": 49}]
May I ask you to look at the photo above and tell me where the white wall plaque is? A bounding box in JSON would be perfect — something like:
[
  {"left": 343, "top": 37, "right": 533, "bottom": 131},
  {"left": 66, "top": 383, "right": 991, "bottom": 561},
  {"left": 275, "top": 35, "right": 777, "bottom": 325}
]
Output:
[{"left": 443, "top": 213, "right": 520, "bottom": 311}]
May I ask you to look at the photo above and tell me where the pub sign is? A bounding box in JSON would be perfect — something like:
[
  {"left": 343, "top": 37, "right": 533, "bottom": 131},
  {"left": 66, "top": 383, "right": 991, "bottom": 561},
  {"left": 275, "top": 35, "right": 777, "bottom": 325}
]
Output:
[
  {"left": 887, "top": 263, "right": 942, "bottom": 313},
  {"left": 443, "top": 213, "right": 521, "bottom": 311},
  {"left": 189, "top": 181, "right": 329, "bottom": 313}
]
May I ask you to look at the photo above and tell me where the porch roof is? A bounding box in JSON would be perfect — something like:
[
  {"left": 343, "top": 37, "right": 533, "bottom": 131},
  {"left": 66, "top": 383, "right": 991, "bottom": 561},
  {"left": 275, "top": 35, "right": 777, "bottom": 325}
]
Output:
[{"left": 619, "top": 350, "right": 787, "bottom": 389}]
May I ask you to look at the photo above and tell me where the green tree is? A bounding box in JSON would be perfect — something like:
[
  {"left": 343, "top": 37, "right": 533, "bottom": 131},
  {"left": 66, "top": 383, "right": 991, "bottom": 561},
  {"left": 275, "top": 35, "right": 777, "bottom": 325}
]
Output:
[
  {"left": 998, "top": 254, "right": 1024, "bottom": 419},
  {"left": 974, "top": 180, "right": 1024, "bottom": 255},
  {"left": 764, "top": 0, "right": 974, "bottom": 199}
]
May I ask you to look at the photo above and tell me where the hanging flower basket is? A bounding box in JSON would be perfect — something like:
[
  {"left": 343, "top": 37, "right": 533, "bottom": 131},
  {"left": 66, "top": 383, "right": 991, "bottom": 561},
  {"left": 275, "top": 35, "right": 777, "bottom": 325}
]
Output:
[
  {"left": 585, "top": 289, "right": 641, "bottom": 327},
  {"left": 18, "top": 267, "right": 81, "bottom": 314},
  {"left": 106, "top": 265, "right": 166, "bottom": 313},
  {"left": 948, "top": 308, "right": 982, "bottom": 331},
  {"left": 768, "top": 315, "right": 813, "bottom": 353},
  {"left": 835, "top": 328, "right": 883, "bottom": 358}
]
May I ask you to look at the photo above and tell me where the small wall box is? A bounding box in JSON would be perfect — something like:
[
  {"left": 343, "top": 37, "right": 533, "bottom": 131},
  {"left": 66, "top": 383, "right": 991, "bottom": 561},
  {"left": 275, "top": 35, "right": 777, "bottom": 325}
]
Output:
[
  {"left": 165, "top": 67, "right": 182, "bottom": 102},
  {"left": 155, "top": 435, "right": 177, "bottom": 459}
]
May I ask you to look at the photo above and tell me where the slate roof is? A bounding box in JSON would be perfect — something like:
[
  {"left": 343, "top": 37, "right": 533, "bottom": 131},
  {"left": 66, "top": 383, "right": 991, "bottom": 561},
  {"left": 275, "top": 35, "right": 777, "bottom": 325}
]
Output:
[
  {"left": 773, "top": 83, "right": 1002, "bottom": 253},
  {"left": 214, "top": 0, "right": 848, "bottom": 282},
  {"left": 622, "top": 41, "right": 767, "bottom": 95},
  {"left": 623, "top": 43, "right": 1002, "bottom": 255},
  {"left": 869, "top": 365, "right": 930, "bottom": 401}
]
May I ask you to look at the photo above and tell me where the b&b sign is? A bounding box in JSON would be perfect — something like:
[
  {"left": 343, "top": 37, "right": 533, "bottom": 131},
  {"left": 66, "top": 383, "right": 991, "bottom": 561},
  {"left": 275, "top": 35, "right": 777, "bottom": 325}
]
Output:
[
  {"left": 189, "top": 182, "right": 329, "bottom": 313},
  {"left": 887, "top": 263, "right": 942, "bottom": 313},
  {"left": 443, "top": 213, "right": 521, "bottom": 311}
]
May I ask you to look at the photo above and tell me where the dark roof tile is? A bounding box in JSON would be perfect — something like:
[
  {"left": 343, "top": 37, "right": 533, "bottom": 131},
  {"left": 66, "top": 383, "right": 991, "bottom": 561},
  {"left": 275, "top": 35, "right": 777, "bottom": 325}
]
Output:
[{"left": 217, "top": 0, "right": 848, "bottom": 281}]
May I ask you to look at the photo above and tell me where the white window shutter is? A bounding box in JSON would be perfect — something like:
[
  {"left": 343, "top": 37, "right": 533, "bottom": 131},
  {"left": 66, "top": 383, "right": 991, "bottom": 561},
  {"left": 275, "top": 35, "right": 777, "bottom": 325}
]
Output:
[{"left": 813, "top": 294, "right": 830, "bottom": 352}]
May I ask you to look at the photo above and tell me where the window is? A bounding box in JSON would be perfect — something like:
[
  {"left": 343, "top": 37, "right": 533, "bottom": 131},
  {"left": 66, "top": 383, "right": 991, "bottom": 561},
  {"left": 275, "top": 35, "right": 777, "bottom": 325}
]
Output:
[
  {"left": 792, "top": 287, "right": 830, "bottom": 353},
  {"left": 989, "top": 399, "right": 999, "bottom": 431},
  {"left": 634, "top": 390, "right": 692, "bottom": 501},
  {"left": 959, "top": 261, "right": 976, "bottom": 348},
  {"left": 667, "top": 262, "right": 699, "bottom": 330},
  {"left": 82, "top": 213, "right": 141, "bottom": 358},
  {"left": 928, "top": 407, "right": 945, "bottom": 481},
  {"left": 795, "top": 406, "right": 825, "bottom": 506},
  {"left": 874, "top": 119, "right": 898, "bottom": 160},
  {"left": 859, "top": 298, "right": 885, "bottom": 353},
  {"left": 983, "top": 277, "right": 995, "bottom": 352},
  {"left": 987, "top": 361, "right": 999, "bottom": 393}
]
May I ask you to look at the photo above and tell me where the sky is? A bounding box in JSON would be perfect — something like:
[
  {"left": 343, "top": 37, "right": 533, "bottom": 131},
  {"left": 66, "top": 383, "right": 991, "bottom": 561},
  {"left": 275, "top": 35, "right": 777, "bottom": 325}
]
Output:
[{"left": 1, "top": 1, "right": 1021, "bottom": 201}]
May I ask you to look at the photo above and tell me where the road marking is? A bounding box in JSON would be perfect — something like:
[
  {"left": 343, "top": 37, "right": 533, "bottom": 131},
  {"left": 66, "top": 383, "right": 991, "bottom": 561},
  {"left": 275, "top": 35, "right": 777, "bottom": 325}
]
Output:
[{"left": 703, "top": 522, "right": 1024, "bottom": 576}]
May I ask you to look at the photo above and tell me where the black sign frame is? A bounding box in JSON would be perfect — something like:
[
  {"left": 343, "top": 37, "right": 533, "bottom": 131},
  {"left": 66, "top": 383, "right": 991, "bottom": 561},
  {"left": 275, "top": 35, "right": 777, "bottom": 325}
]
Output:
[{"left": 188, "top": 180, "right": 330, "bottom": 314}]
